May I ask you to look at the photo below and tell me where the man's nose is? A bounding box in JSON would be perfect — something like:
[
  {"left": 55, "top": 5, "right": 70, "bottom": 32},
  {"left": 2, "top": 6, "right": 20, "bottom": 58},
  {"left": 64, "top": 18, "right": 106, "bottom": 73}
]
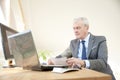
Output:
[{"left": 74, "top": 29, "right": 78, "bottom": 33}]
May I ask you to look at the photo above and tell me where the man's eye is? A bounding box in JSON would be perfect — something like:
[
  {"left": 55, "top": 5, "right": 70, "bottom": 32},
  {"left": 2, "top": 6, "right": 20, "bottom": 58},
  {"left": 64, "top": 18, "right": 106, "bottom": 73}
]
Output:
[
  {"left": 76, "top": 27, "right": 81, "bottom": 29},
  {"left": 73, "top": 27, "right": 81, "bottom": 30}
]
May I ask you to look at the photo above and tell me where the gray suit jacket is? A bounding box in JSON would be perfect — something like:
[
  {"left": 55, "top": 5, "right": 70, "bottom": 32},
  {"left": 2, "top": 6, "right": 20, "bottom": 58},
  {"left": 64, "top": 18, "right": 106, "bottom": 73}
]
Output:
[{"left": 57, "top": 33, "right": 115, "bottom": 79}]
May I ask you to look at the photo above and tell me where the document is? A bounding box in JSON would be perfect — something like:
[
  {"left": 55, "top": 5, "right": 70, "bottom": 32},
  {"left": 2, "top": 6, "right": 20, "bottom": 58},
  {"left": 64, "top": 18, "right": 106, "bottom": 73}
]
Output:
[
  {"left": 52, "top": 67, "right": 79, "bottom": 73},
  {"left": 51, "top": 57, "right": 67, "bottom": 66}
]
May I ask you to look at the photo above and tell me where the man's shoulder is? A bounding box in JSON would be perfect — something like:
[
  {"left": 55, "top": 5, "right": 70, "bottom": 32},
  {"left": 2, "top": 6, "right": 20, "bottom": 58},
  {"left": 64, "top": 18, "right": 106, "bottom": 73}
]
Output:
[
  {"left": 91, "top": 34, "right": 106, "bottom": 42},
  {"left": 70, "top": 39, "right": 79, "bottom": 43}
]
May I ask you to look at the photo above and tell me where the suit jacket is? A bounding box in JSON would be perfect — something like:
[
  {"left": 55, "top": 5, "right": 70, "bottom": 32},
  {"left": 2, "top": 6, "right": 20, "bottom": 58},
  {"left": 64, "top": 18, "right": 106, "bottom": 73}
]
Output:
[{"left": 57, "top": 33, "right": 115, "bottom": 80}]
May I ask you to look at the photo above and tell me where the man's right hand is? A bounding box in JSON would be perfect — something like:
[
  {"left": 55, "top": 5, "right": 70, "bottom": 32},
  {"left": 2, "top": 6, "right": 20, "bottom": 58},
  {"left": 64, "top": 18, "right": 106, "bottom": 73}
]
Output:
[{"left": 47, "top": 59, "right": 54, "bottom": 65}]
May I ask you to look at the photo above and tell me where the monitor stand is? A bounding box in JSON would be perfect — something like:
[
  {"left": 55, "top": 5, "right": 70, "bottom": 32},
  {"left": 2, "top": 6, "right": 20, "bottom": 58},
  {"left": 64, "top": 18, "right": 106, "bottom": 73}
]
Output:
[{"left": 2, "top": 59, "right": 17, "bottom": 68}]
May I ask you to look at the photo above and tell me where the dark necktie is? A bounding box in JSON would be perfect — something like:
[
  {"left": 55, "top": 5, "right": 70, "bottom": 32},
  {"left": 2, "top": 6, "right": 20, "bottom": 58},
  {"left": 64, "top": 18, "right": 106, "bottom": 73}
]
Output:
[{"left": 81, "top": 40, "right": 87, "bottom": 59}]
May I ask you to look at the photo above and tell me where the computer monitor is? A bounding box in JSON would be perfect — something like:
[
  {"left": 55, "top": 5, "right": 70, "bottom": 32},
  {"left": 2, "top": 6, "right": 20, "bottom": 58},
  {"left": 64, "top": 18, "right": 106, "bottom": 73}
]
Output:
[{"left": 0, "top": 23, "right": 18, "bottom": 60}]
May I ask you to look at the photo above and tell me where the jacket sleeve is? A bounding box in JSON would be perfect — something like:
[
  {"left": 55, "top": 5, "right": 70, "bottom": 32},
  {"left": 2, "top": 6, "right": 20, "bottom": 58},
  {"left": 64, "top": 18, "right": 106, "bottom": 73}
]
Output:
[{"left": 56, "top": 47, "right": 72, "bottom": 58}]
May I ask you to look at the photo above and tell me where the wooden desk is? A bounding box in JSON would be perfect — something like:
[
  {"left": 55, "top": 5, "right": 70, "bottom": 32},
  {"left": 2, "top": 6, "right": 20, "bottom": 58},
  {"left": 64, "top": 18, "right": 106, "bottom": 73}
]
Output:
[{"left": 0, "top": 67, "right": 111, "bottom": 80}]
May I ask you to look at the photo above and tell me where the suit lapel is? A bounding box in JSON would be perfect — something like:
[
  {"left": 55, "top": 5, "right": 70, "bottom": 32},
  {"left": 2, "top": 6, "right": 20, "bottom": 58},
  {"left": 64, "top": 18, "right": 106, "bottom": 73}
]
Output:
[{"left": 87, "top": 34, "right": 95, "bottom": 58}]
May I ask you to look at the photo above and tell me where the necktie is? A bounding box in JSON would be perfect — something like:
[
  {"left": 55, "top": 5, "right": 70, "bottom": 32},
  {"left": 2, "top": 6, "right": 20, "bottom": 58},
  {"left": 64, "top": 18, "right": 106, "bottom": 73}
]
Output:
[{"left": 81, "top": 40, "right": 87, "bottom": 59}]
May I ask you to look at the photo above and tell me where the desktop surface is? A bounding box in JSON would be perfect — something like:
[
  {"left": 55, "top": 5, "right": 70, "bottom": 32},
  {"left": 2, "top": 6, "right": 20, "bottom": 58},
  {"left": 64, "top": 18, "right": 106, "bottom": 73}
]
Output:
[{"left": 0, "top": 67, "right": 111, "bottom": 80}]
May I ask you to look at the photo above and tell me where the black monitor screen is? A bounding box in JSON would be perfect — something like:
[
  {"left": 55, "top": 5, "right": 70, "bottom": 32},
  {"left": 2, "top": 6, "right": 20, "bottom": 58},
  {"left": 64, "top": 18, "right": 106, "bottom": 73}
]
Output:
[{"left": 0, "top": 23, "right": 18, "bottom": 60}]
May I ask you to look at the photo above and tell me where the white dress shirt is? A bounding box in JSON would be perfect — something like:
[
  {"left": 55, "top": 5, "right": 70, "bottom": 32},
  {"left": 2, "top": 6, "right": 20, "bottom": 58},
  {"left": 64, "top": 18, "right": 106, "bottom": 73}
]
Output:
[{"left": 78, "top": 33, "right": 90, "bottom": 68}]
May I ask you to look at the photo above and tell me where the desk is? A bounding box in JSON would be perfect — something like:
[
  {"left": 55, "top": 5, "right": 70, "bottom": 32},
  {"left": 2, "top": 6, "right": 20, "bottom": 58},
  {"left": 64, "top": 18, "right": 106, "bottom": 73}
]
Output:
[{"left": 0, "top": 67, "right": 111, "bottom": 80}]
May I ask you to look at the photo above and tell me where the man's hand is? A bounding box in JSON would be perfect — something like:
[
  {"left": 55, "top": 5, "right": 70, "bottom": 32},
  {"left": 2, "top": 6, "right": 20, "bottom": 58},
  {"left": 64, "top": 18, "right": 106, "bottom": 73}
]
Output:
[
  {"left": 66, "top": 57, "right": 85, "bottom": 68},
  {"left": 47, "top": 59, "right": 54, "bottom": 65}
]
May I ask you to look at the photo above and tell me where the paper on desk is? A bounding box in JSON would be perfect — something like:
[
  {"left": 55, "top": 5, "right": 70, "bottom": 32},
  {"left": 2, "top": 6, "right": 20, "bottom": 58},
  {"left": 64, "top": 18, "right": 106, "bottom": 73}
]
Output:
[
  {"left": 52, "top": 67, "right": 79, "bottom": 73},
  {"left": 51, "top": 57, "right": 67, "bottom": 66}
]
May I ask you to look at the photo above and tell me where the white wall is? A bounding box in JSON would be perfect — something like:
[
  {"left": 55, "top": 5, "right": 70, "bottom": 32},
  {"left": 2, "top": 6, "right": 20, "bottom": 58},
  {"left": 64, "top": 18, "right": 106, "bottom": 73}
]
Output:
[
  {"left": 27, "top": 0, "right": 120, "bottom": 55},
  {"left": 21, "top": 0, "right": 120, "bottom": 79}
]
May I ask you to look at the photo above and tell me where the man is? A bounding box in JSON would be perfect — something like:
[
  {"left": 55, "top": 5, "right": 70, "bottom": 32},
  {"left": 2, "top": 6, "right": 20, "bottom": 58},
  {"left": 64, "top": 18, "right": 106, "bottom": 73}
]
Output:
[{"left": 48, "top": 17, "right": 116, "bottom": 80}]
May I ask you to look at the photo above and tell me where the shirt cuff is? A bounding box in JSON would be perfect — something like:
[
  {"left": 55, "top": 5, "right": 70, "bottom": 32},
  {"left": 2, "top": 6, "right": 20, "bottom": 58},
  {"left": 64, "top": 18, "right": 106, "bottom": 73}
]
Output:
[{"left": 84, "top": 60, "right": 90, "bottom": 68}]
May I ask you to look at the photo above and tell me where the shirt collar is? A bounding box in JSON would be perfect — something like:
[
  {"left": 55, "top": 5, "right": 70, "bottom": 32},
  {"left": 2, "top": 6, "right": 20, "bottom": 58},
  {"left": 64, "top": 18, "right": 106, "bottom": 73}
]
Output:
[{"left": 80, "top": 33, "right": 90, "bottom": 42}]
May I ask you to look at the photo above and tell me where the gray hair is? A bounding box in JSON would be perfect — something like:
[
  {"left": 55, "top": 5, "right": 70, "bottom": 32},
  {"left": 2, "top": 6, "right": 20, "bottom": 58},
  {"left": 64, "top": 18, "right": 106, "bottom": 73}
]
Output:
[{"left": 73, "top": 17, "right": 89, "bottom": 27}]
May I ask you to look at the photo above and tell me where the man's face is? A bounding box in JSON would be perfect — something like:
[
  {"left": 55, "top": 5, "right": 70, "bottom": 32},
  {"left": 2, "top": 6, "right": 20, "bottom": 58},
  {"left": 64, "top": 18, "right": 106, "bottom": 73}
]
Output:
[{"left": 73, "top": 20, "right": 89, "bottom": 39}]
